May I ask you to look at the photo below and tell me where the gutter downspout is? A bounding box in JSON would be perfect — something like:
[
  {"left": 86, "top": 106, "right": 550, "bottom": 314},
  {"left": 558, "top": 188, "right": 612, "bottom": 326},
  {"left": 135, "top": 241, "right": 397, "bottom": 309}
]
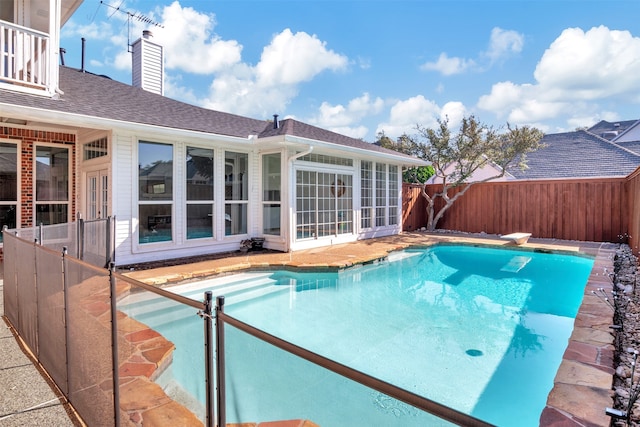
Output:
[{"left": 288, "top": 145, "right": 313, "bottom": 163}]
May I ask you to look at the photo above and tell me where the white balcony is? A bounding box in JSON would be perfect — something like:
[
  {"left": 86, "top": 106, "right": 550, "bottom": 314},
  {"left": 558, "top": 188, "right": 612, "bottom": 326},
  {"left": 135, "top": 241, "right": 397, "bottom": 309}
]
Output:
[{"left": 1, "top": 20, "right": 53, "bottom": 95}]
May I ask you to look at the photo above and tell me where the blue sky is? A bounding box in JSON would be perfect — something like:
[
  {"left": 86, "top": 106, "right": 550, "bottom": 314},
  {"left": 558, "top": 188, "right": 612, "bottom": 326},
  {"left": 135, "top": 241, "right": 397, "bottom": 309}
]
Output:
[{"left": 61, "top": 0, "right": 640, "bottom": 141}]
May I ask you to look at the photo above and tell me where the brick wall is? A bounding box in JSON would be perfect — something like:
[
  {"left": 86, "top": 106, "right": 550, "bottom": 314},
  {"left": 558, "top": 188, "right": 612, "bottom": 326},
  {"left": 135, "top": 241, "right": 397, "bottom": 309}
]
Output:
[{"left": 0, "top": 126, "right": 77, "bottom": 229}]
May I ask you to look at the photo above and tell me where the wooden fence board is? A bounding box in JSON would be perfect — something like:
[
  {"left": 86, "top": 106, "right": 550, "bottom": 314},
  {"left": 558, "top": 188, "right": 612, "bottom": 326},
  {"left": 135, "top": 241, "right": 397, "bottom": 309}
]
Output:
[{"left": 402, "top": 174, "right": 638, "bottom": 248}]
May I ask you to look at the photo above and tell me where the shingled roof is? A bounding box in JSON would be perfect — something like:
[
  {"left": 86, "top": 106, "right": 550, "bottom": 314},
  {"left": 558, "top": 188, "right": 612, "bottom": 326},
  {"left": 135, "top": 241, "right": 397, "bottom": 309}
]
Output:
[
  {"left": 509, "top": 130, "right": 640, "bottom": 179},
  {"left": 0, "top": 66, "right": 418, "bottom": 162}
]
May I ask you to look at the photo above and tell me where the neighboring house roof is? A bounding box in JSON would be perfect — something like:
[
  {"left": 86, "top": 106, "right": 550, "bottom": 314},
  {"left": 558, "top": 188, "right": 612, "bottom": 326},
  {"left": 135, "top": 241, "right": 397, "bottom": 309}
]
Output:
[
  {"left": 0, "top": 66, "right": 421, "bottom": 164},
  {"left": 587, "top": 119, "right": 639, "bottom": 141},
  {"left": 510, "top": 130, "right": 640, "bottom": 179}
]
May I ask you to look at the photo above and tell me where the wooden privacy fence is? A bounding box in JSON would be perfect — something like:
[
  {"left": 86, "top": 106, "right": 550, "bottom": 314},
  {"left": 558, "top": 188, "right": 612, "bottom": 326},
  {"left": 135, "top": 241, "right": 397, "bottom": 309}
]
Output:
[{"left": 402, "top": 168, "right": 640, "bottom": 254}]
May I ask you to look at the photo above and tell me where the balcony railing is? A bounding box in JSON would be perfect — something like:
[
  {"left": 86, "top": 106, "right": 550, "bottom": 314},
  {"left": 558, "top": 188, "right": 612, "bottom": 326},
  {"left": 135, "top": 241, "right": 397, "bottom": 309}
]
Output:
[{"left": 1, "top": 20, "right": 51, "bottom": 92}]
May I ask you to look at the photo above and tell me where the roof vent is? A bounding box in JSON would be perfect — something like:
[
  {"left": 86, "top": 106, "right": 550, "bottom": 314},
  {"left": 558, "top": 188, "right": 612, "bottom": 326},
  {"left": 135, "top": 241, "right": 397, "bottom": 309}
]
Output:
[{"left": 273, "top": 114, "right": 279, "bottom": 129}]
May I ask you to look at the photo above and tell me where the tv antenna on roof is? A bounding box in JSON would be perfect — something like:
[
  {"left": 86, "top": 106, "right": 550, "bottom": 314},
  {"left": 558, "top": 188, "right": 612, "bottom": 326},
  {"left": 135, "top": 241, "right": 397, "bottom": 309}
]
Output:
[{"left": 99, "top": 1, "right": 164, "bottom": 53}]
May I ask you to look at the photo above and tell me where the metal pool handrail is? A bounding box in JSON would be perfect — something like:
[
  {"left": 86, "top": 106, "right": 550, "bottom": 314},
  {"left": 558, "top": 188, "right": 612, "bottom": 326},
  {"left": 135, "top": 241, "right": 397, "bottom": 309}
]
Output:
[{"left": 214, "top": 295, "right": 495, "bottom": 427}]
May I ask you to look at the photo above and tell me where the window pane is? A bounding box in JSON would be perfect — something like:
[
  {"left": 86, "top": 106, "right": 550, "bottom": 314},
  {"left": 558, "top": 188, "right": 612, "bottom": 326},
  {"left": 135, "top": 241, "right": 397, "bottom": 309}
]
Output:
[
  {"left": 263, "top": 204, "right": 280, "bottom": 235},
  {"left": 187, "top": 204, "right": 213, "bottom": 239},
  {"left": 83, "top": 137, "right": 108, "bottom": 161},
  {"left": 186, "top": 147, "right": 214, "bottom": 201},
  {"left": 36, "top": 146, "right": 69, "bottom": 201},
  {"left": 375, "top": 163, "right": 386, "bottom": 227},
  {"left": 36, "top": 204, "right": 68, "bottom": 226},
  {"left": 0, "top": 205, "right": 17, "bottom": 241},
  {"left": 262, "top": 153, "right": 281, "bottom": 201},
  {"left": 361, "top": 161, "right": 372, "bottom": 229},
  {"left": 225, "top": 203, "right": 247, "bottom": 236},
  {"left": 388, "top": 165, "right": 399, "bottom": 226},
  {"left": 0, "top": 143, "right": 17, "bottom": 201},
  {"left": 139, "top": 204, "right": 172, "bottom": 244},
  {"left": 139, "top": 141, "right": 173, "bottom": 201},
  {"left": 225, "top": 151, "right": 248, "bottom": 201},
  {"left": 336, "top": 174, "right": 352, "bottom": 235}
]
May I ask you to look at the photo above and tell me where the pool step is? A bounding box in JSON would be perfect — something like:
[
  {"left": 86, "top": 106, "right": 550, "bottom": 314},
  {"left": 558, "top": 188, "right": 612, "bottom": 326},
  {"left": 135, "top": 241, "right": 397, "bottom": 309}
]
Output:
[{"left": 119, "top": 273, "right": 287, "bottom": 324}]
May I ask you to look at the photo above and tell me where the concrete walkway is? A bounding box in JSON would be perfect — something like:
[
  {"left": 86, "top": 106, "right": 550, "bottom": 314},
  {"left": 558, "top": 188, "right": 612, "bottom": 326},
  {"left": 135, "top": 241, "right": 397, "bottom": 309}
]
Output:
[{"left": 0, "top": 264, "right": 79, "bottom": 426}]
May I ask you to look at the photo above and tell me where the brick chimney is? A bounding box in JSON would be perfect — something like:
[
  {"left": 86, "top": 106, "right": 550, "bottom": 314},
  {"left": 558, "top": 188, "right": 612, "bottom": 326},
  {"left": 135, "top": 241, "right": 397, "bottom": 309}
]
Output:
[{"left": 131, "top": 30, "right": 164, "bottom": 96}]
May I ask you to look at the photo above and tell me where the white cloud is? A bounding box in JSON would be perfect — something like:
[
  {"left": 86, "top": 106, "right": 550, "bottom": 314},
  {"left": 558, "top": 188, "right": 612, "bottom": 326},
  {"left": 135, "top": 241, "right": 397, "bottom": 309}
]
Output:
[
  {"left": 200, "top": 28, "right": 348, "bottom": 117},
  {"left": 484, "top": 27, "right": 524, "bottom": 61},
  {"left": 421, "top": 27, "right": 523, "bottom": 76},
  {"left": 421, "top": 53, "right": 475, "bottom": 76},
  {"left": 61, "top": 20, "right": 114, "bottom": 40},
  {"left": 534, "top": 26, "right": 640, "bottom": 100},
  {"left": 440, "top": 102, "right": 467, "bottom": 128},
  {"left": 357, "top": 56, "right": 371, "bottom": 70},
  {"left": 256, "top": 29, "right": 347, "bottom": 86},
  {"left": 376, "top": 95, "right": 442, "bottom": 138},
  {"left": 328, "top": 126, "right": 369, "bottom": 139},
  {"left": 477, "top": 26, "right": 640, "bottom": 127},
  {"left": 307, "top": 93, "right": 384, "bottom": 137},
  {"left": 151, "top": 1, "right": 242, "bottom": 74}
]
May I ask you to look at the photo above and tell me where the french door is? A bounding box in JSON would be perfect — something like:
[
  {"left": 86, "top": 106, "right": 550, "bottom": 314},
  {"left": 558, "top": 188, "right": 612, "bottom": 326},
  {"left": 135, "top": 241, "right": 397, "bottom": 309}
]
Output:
[{"left": 86, "top": 169, "right": 109, "bottom": 220}]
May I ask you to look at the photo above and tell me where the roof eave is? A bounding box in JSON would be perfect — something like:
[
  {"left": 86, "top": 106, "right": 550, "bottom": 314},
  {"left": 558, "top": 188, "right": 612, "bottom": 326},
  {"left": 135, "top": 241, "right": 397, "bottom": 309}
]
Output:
[
  {"left": 0, "top": 102, "right": 253, "bottom": 144},
  {"left": 280, "top": 134, "right": 428, "bottom": 167}
]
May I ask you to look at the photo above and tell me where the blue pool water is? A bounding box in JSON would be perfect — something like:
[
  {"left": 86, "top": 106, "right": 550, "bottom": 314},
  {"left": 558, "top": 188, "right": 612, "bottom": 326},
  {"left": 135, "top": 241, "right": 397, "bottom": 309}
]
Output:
[{"left": 120, "top": 245, "right": 594, "bottom": 426}]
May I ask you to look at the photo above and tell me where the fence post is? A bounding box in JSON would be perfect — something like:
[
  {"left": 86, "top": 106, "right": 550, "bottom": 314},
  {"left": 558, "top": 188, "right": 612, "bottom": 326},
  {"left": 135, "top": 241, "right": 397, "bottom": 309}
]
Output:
[
  {"left": 203, "top": 291, "right": 214, "bottom": 427},
  {"left": 105, "top": 216, "right": 112, "bottom": 267},
  {"left": 62, "top": 247, "right": 70, "bottom": 399},
  {"left": 77, "top": 218, "right": 84, "bottom": 260},
  {"left": 215, "top": 296, "right": 226, "bottom": 427},
  {"left": 109, "top": 263, "right": 121, "bottom": 427}
]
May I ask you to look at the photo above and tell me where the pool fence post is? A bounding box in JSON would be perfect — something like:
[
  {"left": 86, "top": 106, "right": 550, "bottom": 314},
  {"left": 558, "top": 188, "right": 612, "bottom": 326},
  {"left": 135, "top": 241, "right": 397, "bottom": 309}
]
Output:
[
  {"left": 109, "top": 263, "right": 121, "bottom": 427},
  {"left": 77, "top": 217, "right": 84, "bottom": 260},
  {"left": 204, "top": 291, "right": 214, "bottom": 427},
  {"left": 62, "top": 247, "right": 70, "bottom": 399},
  {"left": 215, "top": 296, "right": 226, "bottom": 427}
]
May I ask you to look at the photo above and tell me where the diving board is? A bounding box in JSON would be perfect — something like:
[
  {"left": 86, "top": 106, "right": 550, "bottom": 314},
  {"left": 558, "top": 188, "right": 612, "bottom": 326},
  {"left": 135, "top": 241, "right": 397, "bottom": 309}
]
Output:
[{"left": 500, "top": 232, "right": 531, "bottom": 245}]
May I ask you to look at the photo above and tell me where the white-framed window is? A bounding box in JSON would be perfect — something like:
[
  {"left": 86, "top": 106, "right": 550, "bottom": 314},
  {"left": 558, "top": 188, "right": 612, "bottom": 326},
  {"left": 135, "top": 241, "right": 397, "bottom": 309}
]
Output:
[
  {"left": 138, "top": 141, "right": 173, "bottom": 244},
  {"left": 375, "top": 163, "right": 387, "bottom": 227},
  {"left": 0, "top": 141, "right": 18, "bottom": 241},
  {"left": 35, "top": 144, "right": 70, "bottom": 225},
  {"left": 186, "top": 146, "right": 214, "bottom": 240},
  {"left": 361, "top": 160, "right": 373, "bottom": 229},
  {"left": 225, "top": 151, "right": 248, "bottom": 236},
  {"left": 83, "top": 137, "right": 108, "bottom": 161},
  {"left": 262, "top": 152, "right": 281, "bottom": 236},
  {"left": 295, "top": 170, "right": 352, "bottom": 239},
  {"left": 388, "top": 165, "right": 399, "bottom": 225},
  {"left": 362, "top": 162, "right": 400, "bottom": 229}
]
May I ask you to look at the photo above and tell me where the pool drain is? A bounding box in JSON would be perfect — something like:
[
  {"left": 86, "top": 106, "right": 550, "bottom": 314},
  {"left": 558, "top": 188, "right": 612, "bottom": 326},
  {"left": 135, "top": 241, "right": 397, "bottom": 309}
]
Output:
[{"left": 465, "top": 349, "right": 483, "bottom": 357}]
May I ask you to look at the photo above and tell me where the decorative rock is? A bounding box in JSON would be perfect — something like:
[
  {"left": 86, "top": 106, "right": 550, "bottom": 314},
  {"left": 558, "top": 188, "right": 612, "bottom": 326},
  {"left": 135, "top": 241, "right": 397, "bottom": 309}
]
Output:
[
  {"left": 616, "top": 387, "right": 630, "bottom": 399},
  {"left": 609, "top": 244, "right": 640, "bottom": 425},
  {"left": 617, "top": 366, "right": 630, "bottom": 378}
]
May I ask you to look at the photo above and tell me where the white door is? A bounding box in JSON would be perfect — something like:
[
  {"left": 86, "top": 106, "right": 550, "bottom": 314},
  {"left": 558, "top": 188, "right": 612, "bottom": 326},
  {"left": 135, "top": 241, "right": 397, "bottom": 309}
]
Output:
[{"left": 86, "top": 170, "right": 109, "bottom": 220}]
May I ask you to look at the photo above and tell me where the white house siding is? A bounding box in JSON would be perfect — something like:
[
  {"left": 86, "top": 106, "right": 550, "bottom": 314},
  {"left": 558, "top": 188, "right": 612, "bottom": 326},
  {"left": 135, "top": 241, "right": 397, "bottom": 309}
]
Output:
[{"left": 112, "top": 132, "right": 135, "bottom": 264}]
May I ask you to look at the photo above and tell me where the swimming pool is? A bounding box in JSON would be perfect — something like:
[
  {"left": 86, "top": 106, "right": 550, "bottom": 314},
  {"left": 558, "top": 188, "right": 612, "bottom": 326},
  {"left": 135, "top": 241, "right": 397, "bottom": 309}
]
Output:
[{"left": 120, "top": 244, "right": 594, "bottom": 426}]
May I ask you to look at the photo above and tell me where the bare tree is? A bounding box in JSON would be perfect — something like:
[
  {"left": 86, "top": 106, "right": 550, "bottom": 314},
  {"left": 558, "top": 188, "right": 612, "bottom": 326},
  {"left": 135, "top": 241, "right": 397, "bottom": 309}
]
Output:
[{"left": 412, "top": 116, "right": 544, "bottom": 231}]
